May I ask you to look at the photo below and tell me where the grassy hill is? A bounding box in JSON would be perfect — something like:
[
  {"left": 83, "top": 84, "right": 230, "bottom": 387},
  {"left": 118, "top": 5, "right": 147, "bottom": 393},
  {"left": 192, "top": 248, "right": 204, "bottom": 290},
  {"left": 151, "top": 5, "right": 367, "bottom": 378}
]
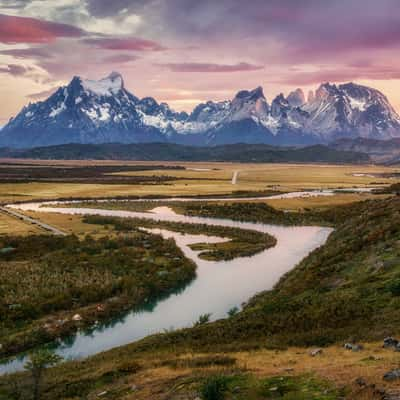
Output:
[{"left": 138, "top": 197, "right": 400, "bottom": 349}]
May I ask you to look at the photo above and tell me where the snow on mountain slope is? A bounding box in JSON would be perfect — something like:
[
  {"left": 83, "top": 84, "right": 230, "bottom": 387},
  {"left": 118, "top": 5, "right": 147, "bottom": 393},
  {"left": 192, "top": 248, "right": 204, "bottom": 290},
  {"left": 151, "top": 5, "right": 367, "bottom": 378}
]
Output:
[
  {"left": 81, "top": 71, "right": 124, "bottom": 97},
  {"left": 303, "top": 82, "right": 400, "bottom": 141},
  {"left": 1, "top": 72, "right": 400, "bottom": 148}
]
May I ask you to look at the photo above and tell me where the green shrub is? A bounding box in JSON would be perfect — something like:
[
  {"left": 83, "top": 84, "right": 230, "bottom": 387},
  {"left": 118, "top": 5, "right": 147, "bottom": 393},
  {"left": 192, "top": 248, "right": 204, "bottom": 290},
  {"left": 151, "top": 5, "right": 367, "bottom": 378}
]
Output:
[
  {"left": 200, "top": 375, "right": 229, "bottom": 400},
  {"left": 387, "top": 279, "right": 400, "bottom": 296},
  {"left": 195, "top": 313, "right": 212, "bottom": 326}
]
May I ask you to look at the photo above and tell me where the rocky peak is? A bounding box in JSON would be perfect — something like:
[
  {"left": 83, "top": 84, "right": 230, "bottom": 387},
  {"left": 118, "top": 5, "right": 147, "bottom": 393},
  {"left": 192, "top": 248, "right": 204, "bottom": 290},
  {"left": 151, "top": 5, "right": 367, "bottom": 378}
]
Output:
[
  {"left": 234, "top": 86, "right": 265, "bottom": 102},
  {"left": 80, "top": 71, "right": 125, "bottom": 97},
  {"left": 271, "top": 94, "right": 290, "bottom": 118},
  {"left": 287, "top": 88, "right": 305, "bottom": 107},
  {"left": 315, "top": 83, "right": 338, "bottom": 101}
]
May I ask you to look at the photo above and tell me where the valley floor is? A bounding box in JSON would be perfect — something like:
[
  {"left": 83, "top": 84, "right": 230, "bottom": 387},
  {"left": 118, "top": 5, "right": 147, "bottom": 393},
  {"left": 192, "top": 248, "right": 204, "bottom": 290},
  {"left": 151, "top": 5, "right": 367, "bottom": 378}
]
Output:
[
  {"left": 0, "top": 160, "right": 397, "bottom": 203},
  {"left": 1, "top": 161, "right": 400, "bottom": 399}
]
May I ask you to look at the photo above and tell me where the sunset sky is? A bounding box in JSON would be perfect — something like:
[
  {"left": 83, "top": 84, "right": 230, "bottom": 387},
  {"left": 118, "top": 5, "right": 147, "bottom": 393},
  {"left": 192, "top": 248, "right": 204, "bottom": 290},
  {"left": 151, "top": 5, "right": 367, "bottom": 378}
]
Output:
[{"left": 1, "top": 0, "right": 400, "bottom": 125}]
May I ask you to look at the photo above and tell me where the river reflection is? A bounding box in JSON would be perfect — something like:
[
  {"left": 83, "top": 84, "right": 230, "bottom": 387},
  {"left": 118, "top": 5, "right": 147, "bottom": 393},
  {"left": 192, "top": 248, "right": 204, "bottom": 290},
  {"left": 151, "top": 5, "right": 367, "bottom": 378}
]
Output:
[{"left": 1, "top": 201, "right": 332, "bottom": 375}]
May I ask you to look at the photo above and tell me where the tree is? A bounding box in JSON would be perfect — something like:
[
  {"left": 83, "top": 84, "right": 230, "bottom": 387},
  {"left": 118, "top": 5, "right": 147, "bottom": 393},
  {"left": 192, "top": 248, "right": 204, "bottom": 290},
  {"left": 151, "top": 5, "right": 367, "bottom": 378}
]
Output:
[
  {"left": 24, "top": 349, "right": 62, "bottom": 400},
  {"left": 227, "top": 306, "right": 239, "bottom": 318},
  {"left": 194, "top": 313, "right": 212, "bottom": 326}
]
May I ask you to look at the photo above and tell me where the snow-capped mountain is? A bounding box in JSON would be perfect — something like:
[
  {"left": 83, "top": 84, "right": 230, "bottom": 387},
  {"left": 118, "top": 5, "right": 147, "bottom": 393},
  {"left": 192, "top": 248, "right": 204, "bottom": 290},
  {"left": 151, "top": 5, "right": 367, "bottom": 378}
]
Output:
[
  {"left": 1, "top": 72, "right": 400, "bottom": 148},
  {"left": 302, "top": 83, "right": 400, "bottom": 141}
]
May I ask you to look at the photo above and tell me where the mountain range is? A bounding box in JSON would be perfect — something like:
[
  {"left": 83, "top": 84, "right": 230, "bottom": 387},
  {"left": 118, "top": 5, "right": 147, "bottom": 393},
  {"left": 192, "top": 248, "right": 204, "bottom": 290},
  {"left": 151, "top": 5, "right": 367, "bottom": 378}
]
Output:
[{"left": 1, "top": 72, "right": 400, "bottom": 148}]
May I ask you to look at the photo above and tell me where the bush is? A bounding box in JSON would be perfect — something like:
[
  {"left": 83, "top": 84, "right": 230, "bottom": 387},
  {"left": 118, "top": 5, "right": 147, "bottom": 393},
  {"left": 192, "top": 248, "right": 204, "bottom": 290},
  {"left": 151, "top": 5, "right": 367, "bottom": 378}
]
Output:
[
  {"left": 195, "top": 313, "right": 212, "bottom": 326},
  {"left": 387, "top": 279, "right": 400, "bottom": 296},
  {"left": 200, "top": 375, "right": 229, "bottom": 400}
]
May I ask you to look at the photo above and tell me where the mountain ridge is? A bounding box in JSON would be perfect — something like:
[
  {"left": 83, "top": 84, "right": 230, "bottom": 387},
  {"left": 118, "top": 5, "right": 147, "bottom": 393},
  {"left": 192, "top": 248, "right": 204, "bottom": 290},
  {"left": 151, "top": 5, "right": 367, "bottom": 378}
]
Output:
[
  {"left": 1, "top": 72, "right": 400, "bottom": 148},
  {"left": 0, "top": 142, "right": 370, "bottom": 163}
]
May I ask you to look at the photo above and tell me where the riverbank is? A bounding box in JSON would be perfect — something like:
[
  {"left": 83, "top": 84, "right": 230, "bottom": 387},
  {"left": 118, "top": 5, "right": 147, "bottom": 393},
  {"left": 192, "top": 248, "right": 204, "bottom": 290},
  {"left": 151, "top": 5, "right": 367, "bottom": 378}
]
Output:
[
  {"left": 2, "top": 195, "right": 400, "bottom": 398},
  {"left": 2, "top": 336, "right": 400, "bottom": 399},
  {"left": 1, "top": 200, "right": 330, "bottom": 374},
  {"left": 0, "top": 229, "right": 196, "bottom": 360}
]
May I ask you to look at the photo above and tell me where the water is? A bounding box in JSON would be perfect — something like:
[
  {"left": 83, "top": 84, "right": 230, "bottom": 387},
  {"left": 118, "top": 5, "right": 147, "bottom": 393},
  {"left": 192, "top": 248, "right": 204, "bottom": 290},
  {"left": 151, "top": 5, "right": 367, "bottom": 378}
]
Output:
[{"left": 1, "top": 199, "right": 333, "bottom": 375}]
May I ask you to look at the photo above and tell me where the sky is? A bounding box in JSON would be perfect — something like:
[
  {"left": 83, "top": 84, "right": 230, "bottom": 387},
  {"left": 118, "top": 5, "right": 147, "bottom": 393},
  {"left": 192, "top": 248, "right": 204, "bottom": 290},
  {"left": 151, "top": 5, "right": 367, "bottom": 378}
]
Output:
[{"left": 1, "top": 0, "right": 400, "bottom": 125}]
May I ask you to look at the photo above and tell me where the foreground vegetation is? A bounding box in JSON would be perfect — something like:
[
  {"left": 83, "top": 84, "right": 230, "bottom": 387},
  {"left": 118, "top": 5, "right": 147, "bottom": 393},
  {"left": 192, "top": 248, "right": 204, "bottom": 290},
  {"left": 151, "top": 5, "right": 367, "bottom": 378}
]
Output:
[
  {"left": 124, "top": 196, "right": 400, "bottom": 352},
  {"left": 82, "top": 214, "right": 276, "bottom": 261},
  {"left": 0, "top": 230, "right": 195, "bottom": 358},
  {"left": 2, "top": 338, "right": 399, "bottom": 399},
  {"left": 0, "top": 212, "right": 275, "bottom": 359},
  {"left": 3, "top": 187, "right": 400, "bottom": 398}
]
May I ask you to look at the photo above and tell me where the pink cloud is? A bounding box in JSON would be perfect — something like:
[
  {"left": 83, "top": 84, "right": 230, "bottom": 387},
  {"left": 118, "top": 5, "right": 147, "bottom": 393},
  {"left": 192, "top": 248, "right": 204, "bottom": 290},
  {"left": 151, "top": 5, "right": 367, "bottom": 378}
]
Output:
[
  {"left": 0, "top": 14, "right": 85, "bottom": 44},
  {"left": 275, "top": 65, "right": 400, "bottom": 86},
  {"left": 0, "top": 47, "right": 52, "bottom": 59},
  {"left": 83, "top": 37, "right": 166, "bottom": 51},
  {"left": 103, "top": 54, "right": 140, "bottom": 63},
  {"left": 0, "top": 64, "right": 32, "bottom": 76},
  {"left": 159, "top": 62, "right": 264, "bottom": 73}
]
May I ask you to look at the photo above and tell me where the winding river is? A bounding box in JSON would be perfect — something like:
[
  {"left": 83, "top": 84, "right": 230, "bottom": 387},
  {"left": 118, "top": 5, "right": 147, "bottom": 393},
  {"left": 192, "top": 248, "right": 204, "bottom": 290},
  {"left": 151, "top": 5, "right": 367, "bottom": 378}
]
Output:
[{"left": 0, "top": 195, "right": 333, "bottom": 375}]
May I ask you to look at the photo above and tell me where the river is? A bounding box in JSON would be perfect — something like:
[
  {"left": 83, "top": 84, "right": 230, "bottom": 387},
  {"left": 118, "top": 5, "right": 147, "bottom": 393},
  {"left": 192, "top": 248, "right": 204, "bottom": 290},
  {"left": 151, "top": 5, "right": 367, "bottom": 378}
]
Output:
[{"left": 0, "top": 197, "right": 333, "bottom": 375}]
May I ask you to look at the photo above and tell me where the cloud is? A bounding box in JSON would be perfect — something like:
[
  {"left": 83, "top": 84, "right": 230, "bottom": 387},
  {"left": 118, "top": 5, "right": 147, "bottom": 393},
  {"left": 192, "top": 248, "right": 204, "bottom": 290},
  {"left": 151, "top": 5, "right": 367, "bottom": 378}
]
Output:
[
  {"left": 26, "top": 87, "right": 58, "bottom": 100},
  {"left": 0, "top": 13, "right": 85, "bottom": 44},
  {"left": 274, "top": 65, "right": 400, "bottom": 86},
  {"left": 102, "top": 54, "right": 139, "bottom": 63},
  {"left": 159, "top": 62, "right": 264, "bottom": 73},
  {"left": 0, "top": 47, "right": 52, "bottom": 59},
  {"left": 0, "top": 64, "right": 32, "bottom": 76},
  {"left": 83, "top": 37, "right": 165, "bottom": 51},
  {"left": 85, "top": 0, "right": 148, "bottom": 18}
]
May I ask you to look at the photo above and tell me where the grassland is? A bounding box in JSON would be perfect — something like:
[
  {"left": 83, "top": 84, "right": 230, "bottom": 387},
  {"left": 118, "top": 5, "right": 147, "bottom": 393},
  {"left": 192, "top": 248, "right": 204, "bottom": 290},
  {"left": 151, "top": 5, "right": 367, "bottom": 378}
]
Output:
[
  {"left": 2, "top": 337, "right": 400, "bottom": 399},
  {"left": 0, "top": 161, "right": 398, "bottom": 203},
  {"left": 0, "top": 212, "right": 41, "bottom": 235},
  {"left": 264, "top": 192, "right": 389, "bottom": 211},
  {"left": 110, "top": 162, "right": 399, "bottom": 190}
]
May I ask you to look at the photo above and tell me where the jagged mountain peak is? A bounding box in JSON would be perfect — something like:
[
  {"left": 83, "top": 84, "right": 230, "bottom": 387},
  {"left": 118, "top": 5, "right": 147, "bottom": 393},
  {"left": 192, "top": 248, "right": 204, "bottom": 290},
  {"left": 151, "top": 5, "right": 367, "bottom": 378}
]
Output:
[
  {"left": 272, "top": 93, "right": 288, "bottom": 105},
  {"left": 287, "top": 88, "right": 305, "bottom": 107},
  {"left": 315, "top": 82, "right": 338, "bottom": 100},
  {"left": 1, "top": 73, "right": 400, "bottom": 148},
  {"left": 234, "top": 86, "right": 265, "bottom": 101},
  {"left": 78, "top": 71, "right": 125, "bottom": 97}
]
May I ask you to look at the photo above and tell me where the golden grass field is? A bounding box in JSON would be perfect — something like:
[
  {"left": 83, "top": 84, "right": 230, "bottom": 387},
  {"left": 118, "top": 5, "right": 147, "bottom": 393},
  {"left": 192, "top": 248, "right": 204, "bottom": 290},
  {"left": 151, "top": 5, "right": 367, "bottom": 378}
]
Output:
[
  {"left": 0, "top": 211, "right": 41, "bottom": 235},
  {"left": 125, "top": 341, "right": 400, "bottom": 400},
  {"left": 264, "top": 192, "right": 390, "bottom": 210},
  {"left": 0, "top": 161, "right": 398, "bottom": 204}
]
